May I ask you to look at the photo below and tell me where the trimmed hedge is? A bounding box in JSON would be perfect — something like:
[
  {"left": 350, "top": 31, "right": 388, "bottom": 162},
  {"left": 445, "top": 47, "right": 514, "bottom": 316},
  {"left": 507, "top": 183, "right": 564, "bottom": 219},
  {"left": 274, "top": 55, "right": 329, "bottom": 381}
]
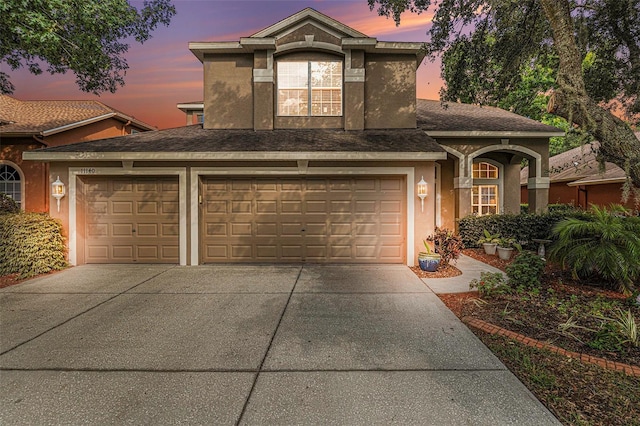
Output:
[
  {"left": 0, "top": 212, "right": 68, "bottom": 278},
  {"left": 459, "top": 209, "right": 591, "bottom": 250},
  {"left": 0, "top": 193, "right": 20, "bottom": 215}
]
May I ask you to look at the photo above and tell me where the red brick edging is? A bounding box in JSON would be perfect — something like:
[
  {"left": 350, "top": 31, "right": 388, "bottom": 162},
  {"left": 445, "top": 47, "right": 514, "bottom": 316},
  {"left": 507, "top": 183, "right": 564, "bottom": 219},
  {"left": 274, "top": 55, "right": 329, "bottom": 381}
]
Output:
[{"left": 463, "top": 316, "right": 640, "bottom": 377}]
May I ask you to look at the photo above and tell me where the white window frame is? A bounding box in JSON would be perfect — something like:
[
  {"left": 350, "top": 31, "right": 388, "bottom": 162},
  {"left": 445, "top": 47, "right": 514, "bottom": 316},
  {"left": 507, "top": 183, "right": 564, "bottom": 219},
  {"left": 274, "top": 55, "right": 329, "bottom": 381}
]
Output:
[
  {"left": 0, "top": 161, "right": 25, "bottom": 209},
  {"left": 277, "top": 60, "right": 343, "bottom": 117},
  {"left": 471, "top": 160, "right": 503, "bottom": 215}
]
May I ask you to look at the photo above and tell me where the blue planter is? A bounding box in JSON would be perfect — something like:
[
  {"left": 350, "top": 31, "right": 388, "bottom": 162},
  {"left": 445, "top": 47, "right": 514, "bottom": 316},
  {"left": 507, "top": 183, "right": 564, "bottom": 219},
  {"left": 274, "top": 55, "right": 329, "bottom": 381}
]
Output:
[{"left": 418, "top": 255, "right": 441, "bottom": 272}]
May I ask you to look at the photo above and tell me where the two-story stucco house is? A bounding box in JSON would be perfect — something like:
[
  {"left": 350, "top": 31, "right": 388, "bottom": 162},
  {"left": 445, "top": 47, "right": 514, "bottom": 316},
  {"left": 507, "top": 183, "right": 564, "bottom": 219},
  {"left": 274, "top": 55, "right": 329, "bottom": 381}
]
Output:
[{"left": 24, "top": 8, "right": 562, "bottom": 267}]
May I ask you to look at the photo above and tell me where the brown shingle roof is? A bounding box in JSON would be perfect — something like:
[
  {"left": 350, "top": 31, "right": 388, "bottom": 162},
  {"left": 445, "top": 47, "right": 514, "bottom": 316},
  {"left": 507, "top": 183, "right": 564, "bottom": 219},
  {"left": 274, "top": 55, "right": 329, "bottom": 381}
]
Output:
[
  {"left": 520, "top": 132, "right": 640, "bottom": 186},
  {"left": 0, "top": 95, "right": 156, "bottom": 135},
  {"left": 34, "top": 125, "right": 444, "bottom": 154},
  {"left": 417, "top": 99, "right": 562, "bottom": 134}
]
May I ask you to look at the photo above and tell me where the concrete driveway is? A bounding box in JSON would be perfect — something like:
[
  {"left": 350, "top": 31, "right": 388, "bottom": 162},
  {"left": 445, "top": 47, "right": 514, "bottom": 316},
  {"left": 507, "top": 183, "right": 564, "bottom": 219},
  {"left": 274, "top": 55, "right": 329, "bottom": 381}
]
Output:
[{"left": 0, "top": 265, "right": 559, "bottom": 425}]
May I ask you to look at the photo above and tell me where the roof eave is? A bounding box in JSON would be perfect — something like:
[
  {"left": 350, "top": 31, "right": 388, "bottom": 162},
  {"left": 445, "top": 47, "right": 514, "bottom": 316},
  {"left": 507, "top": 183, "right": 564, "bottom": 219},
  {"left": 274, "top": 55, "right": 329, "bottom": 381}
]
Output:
[
  {"left": 23, "top": 151, "right": 448, "bottom": 162},
  {"left": 567, "top": 177, "right": 627, "bottom": 186},
  {"left": 425, "top": 130, "right": 565, "bottom": 138}
]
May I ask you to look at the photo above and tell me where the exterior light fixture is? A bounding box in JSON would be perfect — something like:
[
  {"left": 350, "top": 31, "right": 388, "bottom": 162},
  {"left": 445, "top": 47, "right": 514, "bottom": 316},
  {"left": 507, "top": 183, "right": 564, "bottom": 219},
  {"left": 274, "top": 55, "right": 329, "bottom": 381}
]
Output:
[
  {"left": 417, "top": 176, "right": 427, "bottom": 212},
  {"left": 52, "top": 176, "right": 66, "bottom": 212}
]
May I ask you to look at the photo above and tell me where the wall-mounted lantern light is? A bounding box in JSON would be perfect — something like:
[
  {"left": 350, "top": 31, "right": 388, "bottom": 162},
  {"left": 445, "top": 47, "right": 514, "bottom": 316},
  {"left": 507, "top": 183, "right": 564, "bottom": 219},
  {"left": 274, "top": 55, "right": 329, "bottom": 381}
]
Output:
[
  {"left": 52, "top": 176, "right": 66, "bottom": 212},
  {"left": 417, "top": 176, "right": 427, "bottom": 212}
]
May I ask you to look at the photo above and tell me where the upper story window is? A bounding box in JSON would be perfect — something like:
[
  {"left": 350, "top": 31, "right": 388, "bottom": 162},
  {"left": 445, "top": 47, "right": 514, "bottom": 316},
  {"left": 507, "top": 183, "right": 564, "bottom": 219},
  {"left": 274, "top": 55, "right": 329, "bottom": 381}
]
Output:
[{"left": 277, "top": 61, "right": 342, "bottom": 117}]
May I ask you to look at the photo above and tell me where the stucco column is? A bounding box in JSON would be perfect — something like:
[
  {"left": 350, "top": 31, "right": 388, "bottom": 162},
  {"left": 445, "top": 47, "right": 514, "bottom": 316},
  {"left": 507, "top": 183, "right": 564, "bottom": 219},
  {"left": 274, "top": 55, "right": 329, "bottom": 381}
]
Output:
[
  {"left": 503, "top": 162, "right": 522, "bottom": 214},
  {"left": 344, "top": 49, "right": 365, "bottom": 130},
  {"left": 253, "top": 50, "right": 274, "bottom": 130},
  {"left": 454, "top": 176, "right": 472, "bottom": 230},
  {"left": 528, "top": 178, "right": 550, "bottom": 213}
]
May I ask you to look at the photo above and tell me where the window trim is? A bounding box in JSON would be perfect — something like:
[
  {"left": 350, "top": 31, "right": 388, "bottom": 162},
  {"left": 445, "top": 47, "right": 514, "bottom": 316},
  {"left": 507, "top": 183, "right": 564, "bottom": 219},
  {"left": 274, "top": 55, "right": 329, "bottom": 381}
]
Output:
[
  {"left": 0, "top": 161, "right": 25, "bottom": 210},
  {"left": 471, "top": 159, "right": 503, "bottom": 216}
]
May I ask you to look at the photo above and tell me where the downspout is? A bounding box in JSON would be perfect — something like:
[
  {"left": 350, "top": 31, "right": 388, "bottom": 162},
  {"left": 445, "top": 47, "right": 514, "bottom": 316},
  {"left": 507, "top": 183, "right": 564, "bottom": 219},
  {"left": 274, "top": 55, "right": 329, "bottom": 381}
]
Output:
[
  {"left": 122, "top": 120, "right": 131, "bottom": 135},
  {"left": 578, "top": 186, "right": 588, "bottom": 210}
]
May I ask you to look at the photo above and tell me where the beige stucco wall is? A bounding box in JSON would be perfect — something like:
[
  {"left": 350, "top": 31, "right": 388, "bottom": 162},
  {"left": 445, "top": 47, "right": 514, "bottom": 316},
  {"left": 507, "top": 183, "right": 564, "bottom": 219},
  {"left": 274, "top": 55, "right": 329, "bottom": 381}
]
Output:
[
  {"left": 277, "top": 23, "right": 342, "bottom": 47},
  {"left": 203, "top": 53, "right": 254, "bottom": 129},
  {"left": 45, "top": 160, "right": 439, "bottom": 266},
  {"left": 438, "top": 158, "right": 457, "bottom": 230},
  {"left": 364, "top": 54, "right": 416, "bottom": 129}
]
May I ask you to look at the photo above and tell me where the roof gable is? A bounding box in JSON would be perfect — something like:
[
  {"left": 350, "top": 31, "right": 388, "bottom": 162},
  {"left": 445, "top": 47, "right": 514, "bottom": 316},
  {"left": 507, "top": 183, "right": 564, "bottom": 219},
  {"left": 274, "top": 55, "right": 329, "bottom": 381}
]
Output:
[
  {"left": 0, "top": 95, "right": 156, "bottom": 136},
  {"left": 417, "top": 99, "right": 564, "bottom": 137},
  {"left": 250, "top": 8, "right": 368, "bottom": 39},
  {"left": 520, "top": 133, "right": 640, "bottom": 186}
]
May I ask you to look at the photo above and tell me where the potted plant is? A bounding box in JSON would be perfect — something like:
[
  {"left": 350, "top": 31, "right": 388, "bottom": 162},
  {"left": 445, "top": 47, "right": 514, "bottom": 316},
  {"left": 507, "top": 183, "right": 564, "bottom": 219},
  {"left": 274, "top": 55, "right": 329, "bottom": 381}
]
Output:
[
  {"left": 496, "top": 237, "right": 521, "bottom": 261},
  {"left": 478, "top": 229, "right": 500, "bottom": 255},
  {"left": 418, "top": 240, "right": 441, "bottom": 272}
]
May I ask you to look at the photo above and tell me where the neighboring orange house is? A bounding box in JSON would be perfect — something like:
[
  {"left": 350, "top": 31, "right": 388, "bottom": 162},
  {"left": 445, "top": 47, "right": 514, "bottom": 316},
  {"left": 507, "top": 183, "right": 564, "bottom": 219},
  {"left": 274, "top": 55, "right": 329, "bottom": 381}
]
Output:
[
  {"left": 0, "top": 95, "right": 156, "bottom": 212},
  {"left": 521, "top": 133, "right": 640, "bottom": 211}
]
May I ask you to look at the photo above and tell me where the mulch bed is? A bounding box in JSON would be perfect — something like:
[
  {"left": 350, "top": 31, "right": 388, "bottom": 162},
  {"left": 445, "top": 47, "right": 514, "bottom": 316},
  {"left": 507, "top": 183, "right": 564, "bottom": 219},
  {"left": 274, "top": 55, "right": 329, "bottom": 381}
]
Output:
[
  {"left": 439, "top": 249, "right": 639, "bottom": 368},
  {"left": 409, "top": 263, "right": 462, "bottom": 279}
]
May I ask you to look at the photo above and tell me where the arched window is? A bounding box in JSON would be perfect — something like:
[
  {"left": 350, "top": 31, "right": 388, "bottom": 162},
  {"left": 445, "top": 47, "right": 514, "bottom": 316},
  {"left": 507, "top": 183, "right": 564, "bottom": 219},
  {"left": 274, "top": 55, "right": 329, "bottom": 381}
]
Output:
[
  {"left": 0, "top": 164, "right": 22, "bottom": 208},
  {"left": 472, "top": 161, "right": 501, "bottom": 215}
]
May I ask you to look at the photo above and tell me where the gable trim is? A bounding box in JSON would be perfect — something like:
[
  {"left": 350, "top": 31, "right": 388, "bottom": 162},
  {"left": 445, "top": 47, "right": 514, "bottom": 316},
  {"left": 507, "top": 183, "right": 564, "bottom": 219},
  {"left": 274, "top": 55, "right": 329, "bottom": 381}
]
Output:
[{"left": 250, "top": 8, "right": 368, "bottom": 39}]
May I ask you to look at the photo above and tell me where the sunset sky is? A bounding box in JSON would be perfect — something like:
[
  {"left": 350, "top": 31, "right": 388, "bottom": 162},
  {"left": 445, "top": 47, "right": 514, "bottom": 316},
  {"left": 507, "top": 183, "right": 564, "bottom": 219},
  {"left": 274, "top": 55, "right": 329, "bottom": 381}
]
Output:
[{"left": 8, "top": 0, "right": 443, "bottom": 130}]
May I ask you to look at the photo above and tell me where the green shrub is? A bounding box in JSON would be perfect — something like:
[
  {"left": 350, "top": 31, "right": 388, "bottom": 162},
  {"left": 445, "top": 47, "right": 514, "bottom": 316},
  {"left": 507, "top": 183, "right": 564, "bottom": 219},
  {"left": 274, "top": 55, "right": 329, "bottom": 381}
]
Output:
[
  {"left": 425, "top": 227, "right": 464, "bottom": 266},
  {"left": 506, "top": 251, "right": 546, "bottom": 290},
  {"left": 0, "top": 212, "right": 68, "bottom": 278},
  {"left": 459, "top": 208, "right": 590, "bottom": 250},
  {"left": 0, "top": 193, "right": 20, "bottom": 215},
  {"left": 469, "top": 272, "right": 509, "bottom": 297},
  {"left": 548, "top": 204, "right": 640, "bottom": 294}
]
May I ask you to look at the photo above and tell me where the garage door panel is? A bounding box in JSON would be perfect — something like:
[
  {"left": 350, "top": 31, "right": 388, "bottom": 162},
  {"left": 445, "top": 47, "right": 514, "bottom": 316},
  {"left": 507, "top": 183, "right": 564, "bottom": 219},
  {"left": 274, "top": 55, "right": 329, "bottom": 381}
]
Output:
[
  {"left": 112, "top": 223, "right": 135, "bottom": 236},
  {"left": 200, "top": 177, "right": 405, "bottom": 263},
  {"left": 231, "top": 223, "right": 252, "bottom": 236},
  {"left": 136, "top": 223, "right": 158, "bottom": 237},
  {"left": 112, "top": 201, "right": 134, "bottom": 214},
  {"left": 206, "top": 200, "right": 227, "bottom": 214},
  {"left": 83, "top": 176, "right": 179, "bottom": 264},
  {"left": 112, "top": 245, "right": 134, "bottom": 259},
  {"left": 256, "top": 222, "right": 278, "bottom": 236},
  {"left": 281, "top": 201, "right": 302, "bottom": 213}
]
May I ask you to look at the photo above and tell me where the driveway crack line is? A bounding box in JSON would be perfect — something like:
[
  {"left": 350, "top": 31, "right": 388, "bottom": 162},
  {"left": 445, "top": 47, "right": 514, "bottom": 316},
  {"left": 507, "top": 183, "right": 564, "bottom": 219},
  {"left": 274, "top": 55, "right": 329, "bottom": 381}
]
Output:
[
  {"left": 0, "top": 266, "right": 177, "bottom": 357},
  {"left": 235, "top": 264, "right": 303, "bottom": 426}
]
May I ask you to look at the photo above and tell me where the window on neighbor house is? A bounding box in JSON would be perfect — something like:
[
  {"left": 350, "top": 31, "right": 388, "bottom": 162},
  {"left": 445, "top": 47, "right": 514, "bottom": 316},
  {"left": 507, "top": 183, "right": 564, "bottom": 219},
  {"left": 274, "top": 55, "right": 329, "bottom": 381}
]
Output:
[
  {"left": 277, "top": 61, "right": 342, "bottom": 116},
  {"left": 472, "top": 162, "right": 500, "bottom": 215},
  {"left": 196, "top": 113, "right": 204, "bottom": 124},
  {"left": 0, "top": 164, "right": 22, "bottom": 208}
]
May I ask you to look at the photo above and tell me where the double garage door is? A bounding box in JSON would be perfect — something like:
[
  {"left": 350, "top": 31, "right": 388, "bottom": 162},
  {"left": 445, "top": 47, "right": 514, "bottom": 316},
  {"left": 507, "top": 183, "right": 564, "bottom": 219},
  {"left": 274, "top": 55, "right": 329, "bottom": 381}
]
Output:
[
  {"left": 82, "top": 176, "right": 406, "bottom": 264},
  {"left": 200, "top": 176, "right": 406, "bottom": 263}
]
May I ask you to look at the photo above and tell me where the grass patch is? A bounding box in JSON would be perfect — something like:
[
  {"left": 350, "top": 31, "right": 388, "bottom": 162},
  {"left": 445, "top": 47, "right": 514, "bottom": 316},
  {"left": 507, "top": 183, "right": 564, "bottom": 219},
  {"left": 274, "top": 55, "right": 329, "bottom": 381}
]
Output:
[{"left": 477, "top": 331, "right": 640, "bottom": 425}]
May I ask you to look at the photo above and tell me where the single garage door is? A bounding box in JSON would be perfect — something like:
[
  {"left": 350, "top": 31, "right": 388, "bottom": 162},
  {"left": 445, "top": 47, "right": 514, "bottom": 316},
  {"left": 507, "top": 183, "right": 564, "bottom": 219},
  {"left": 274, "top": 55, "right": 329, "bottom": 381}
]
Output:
[
  {"left": 82, "top": 176, "right": 179, "bottom": 263},
  {"left": 200, "top": 176, "right": 405, "bottom": 263}
]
